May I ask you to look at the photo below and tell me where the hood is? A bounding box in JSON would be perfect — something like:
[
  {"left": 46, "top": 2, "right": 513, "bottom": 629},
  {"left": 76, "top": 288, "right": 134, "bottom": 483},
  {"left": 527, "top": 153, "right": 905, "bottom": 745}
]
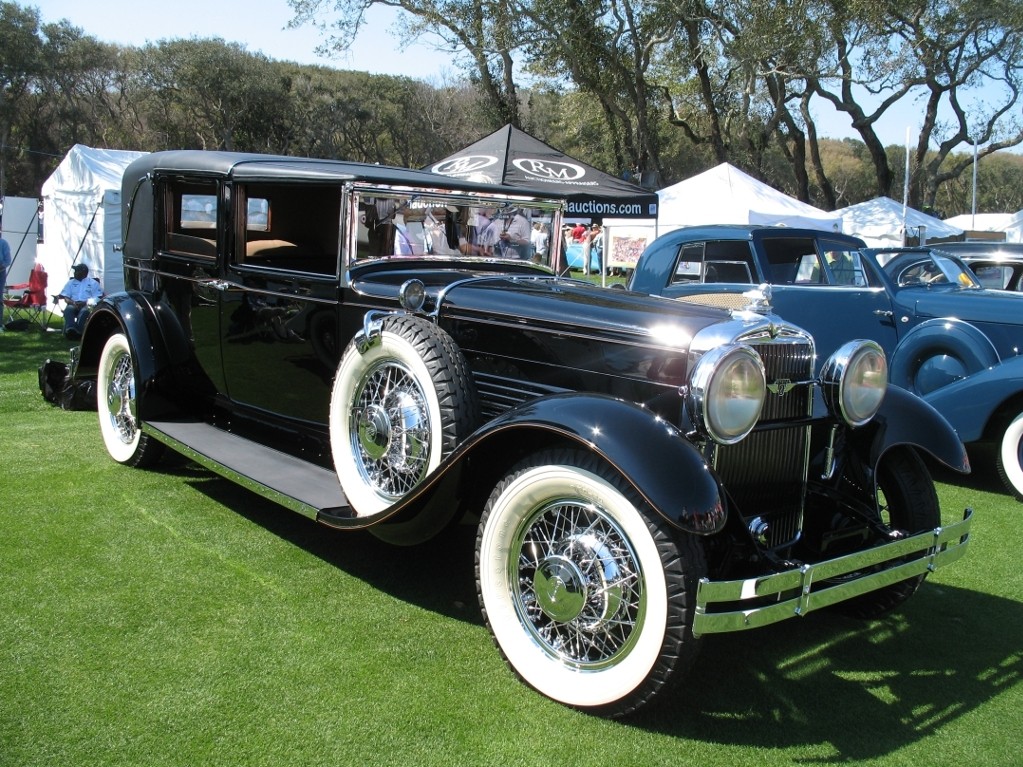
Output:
[{"left": 351, "top": 265, "right": 730, "bottom": 352}]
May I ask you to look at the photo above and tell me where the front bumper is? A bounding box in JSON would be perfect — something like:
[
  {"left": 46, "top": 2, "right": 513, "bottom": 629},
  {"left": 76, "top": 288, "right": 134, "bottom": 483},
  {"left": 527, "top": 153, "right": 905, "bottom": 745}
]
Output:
[{"left": 692, "top": 508, "right": 973, "bottom": 636}]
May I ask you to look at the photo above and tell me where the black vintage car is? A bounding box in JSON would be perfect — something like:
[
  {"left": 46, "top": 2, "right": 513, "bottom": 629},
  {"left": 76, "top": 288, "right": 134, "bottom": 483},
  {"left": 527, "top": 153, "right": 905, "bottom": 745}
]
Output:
[{"left": 72, "top": 151, "right": 972, "bottom": 717}]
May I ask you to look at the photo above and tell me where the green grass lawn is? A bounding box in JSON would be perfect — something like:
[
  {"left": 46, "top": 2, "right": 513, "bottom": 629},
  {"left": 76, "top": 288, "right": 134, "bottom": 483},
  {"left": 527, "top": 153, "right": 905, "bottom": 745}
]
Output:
[{"left": 1, "top": 328, "right": 1020, "bottom": 767}]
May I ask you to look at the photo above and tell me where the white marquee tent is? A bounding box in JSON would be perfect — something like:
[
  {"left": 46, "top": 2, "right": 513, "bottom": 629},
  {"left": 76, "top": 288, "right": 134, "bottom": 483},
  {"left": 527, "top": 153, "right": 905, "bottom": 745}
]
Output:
[
  {"left": 656, "top": 163, "right": 842, "bottom": 233},
  {"left": 38, "top": 144, "right": 148, "bottom": 295},
  {"left": 944, "top": 211, "right": 1023, "bottom": 243},
  {"left": 838, "top": 196, "right": 964, "bottom": 247}
]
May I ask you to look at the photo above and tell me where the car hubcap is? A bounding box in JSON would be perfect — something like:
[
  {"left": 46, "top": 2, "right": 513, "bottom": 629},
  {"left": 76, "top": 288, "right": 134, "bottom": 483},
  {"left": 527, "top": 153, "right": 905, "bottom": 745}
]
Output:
[
  {"left": 107, "top": 351, "right": 137, "bottom": 444},
  {"left": 351, "top": 361, "right": 431, "bottom": 498},
  {"left": 513, "top": 500, "right": 643, "bottom": 669}
]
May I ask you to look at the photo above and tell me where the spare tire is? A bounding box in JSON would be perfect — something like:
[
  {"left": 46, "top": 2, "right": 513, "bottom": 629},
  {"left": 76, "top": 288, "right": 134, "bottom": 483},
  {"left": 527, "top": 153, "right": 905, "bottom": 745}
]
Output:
[{"left": 329, "top": 314, "right": 479, "bottom": 517}]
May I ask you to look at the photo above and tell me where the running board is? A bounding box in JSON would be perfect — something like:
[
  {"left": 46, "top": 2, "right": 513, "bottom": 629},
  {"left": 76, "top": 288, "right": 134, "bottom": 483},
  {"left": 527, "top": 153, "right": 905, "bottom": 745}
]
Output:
[{"left": 144, "top": 420, "right": 354, "bottom": 522}]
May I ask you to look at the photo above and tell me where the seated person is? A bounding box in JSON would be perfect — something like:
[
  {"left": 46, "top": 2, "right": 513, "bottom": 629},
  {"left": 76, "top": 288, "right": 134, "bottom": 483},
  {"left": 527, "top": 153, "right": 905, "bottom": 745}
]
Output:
[{"left": 57, "top": 263, "right": 104, "bottom": 339}]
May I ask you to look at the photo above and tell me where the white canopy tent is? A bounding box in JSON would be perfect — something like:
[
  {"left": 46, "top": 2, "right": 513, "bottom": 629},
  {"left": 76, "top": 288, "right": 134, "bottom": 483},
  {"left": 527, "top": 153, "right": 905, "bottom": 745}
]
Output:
[
  {"left": 656, "top": 163, "right": 842, "bottom": 233},
  {"left": 944, "top": 211, "right": 1023, "bottom": 243},
  {"left": 38, "top": 145, "right": 147, "bottom": 295},
  {"left": 838, "top": 196, "right": 964, "bottom": 247}
]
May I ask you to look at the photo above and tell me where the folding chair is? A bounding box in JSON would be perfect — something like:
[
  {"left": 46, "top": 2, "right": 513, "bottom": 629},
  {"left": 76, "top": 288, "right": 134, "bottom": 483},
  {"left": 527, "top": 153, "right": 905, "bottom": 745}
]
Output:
[{"left": 4, "top": 263, "right": 51, "bottom": 330}]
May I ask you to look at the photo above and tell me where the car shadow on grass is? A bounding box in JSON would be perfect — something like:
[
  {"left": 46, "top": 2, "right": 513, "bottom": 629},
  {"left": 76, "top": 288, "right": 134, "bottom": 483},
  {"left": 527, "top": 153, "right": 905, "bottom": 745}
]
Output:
[
  {"left": 177, "top": 467, "right": 483, "bottom": 624},
  {"left": 630, "top": 583, "right": 1021, "bottom": 760}
]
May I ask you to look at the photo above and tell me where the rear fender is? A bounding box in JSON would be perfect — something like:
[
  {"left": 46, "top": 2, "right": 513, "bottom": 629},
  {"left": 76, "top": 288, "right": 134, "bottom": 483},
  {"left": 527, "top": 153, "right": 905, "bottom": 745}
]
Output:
[
  {"left": 920, "top": 355, "right": 1023, "bottom": 444},
  {"left": 76, "top": 293, "right": 183, "bottom": 421},
  {"left": 889, "top": 318, "right": 999, "bottom": 395}
]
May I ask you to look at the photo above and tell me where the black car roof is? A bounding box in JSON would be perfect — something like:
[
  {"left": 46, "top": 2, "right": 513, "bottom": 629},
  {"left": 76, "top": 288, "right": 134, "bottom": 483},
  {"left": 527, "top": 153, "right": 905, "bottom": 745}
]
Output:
[{"left": 124, "top": 150, "right": 565, "bottom": 201}]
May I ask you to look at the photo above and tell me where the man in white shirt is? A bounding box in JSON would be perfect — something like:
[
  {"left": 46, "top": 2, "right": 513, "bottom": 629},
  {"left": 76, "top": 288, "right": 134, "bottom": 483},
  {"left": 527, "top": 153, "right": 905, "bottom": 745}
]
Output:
[
  {"left": 479, "top": 208, "right": 531, "bottom": 258},
  {"left": 57, "top": 263, "right": 104, "bottom": 339}
]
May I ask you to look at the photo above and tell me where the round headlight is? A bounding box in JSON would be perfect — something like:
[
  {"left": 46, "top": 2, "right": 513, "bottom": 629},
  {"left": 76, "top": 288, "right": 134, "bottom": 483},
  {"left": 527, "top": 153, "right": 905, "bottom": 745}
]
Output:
[
  {"left": 821, "top": 340, "right": 887, "bottom": 427},
  {"left": 398, "top": 279, "right": 426, "bottom": 312},
  {"left": 688, "top": 344, "right": 766, "bottom": 444}
]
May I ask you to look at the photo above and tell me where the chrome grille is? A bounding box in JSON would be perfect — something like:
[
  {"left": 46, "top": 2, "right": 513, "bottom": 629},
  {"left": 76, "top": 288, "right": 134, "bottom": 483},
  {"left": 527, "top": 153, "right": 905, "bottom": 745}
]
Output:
[{"left": 714, "top": 337, "right": 814, "bottom": 549}]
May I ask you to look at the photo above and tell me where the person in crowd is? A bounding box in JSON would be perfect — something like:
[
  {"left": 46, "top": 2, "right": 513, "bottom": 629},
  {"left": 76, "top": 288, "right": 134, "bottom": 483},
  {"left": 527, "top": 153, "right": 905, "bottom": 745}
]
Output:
[
  {"left": 424, "top": 207, "right": 463, "bottom": 255},
  {"left": 56, "top": 263, "right": 104, "bottom": 339},
  {"left": 479, "top": 208, "right": 531, "bottom": 258},
  {"left": 570, "top": 222, "right": 587, "bottom": 242},
  {"left": 530, "top": 222, "right": 549, "bottom": 264}
]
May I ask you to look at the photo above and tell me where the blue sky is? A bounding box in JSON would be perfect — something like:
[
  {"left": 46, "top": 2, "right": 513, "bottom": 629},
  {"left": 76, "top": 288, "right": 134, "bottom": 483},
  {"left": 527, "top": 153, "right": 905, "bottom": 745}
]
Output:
[
  {"left": 36, "top": 0, "right": 960, "bottom": 150},
  {"left": 36, "top": 0, "right": 456, "bottom": 79}
]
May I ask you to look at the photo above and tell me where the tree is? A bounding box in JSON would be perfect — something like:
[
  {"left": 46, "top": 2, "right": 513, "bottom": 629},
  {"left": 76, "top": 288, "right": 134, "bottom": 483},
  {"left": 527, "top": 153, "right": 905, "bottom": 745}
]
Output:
[
  {"left": 288, "top": 0, "right": 525, "bottom": 127},
  {"left": 804, "top": 0, "right": 1023, "bottom": 209},
  {"left": 0, "top": 1, "right": 44, "bottom": 195}
]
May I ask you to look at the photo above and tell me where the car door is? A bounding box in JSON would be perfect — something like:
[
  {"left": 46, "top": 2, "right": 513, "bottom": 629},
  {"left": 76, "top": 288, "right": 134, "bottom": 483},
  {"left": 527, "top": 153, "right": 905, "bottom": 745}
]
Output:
[{"left": 217, "top": 181, "right": 344, "bottom": 425}]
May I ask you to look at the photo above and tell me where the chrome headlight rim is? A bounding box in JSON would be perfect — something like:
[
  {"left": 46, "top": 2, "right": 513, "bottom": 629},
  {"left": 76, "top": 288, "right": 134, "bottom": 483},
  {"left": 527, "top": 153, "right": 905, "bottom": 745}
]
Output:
[
  {"left": 398, "top": 279, "right": 427, "bottom": 312},
  {"left": 821, "top": 340, "right": 888, "bottom": 427},
  {"left": 687, "top": 343, "right": 767, "bottom": 445}
]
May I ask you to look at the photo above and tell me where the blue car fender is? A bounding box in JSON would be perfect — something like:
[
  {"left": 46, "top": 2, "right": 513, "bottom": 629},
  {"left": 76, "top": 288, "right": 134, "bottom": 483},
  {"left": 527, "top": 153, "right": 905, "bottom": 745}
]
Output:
[
  {"left": 889, "top": 317, "right": 1000, "bottom": 395},
  {"left": 455, "top": 393, "right": 726, "bottom": 535},
  {"left": 921, "top": 354, "right": 1023, "bottom": 444}
]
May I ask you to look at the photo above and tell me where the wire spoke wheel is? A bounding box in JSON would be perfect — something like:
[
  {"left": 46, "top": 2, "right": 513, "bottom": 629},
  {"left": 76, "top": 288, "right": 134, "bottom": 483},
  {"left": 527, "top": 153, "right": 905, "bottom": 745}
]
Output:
[
  {"left": 97, "top": 333, "right": 163, "bottom": 467},
  {"left": 350, "top": 358, "right": 433, "bottom": 498},
  {"left": 477, "top": 449, "right": 705, "bottom": 716},
  {"left": 513, "top": 499, "right": 643, "bottom": 669}
]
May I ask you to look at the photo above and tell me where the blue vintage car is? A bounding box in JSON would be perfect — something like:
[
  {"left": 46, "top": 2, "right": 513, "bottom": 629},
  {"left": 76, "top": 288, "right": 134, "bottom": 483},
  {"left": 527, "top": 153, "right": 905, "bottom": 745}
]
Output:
[{"left": 630, "top": 224, "right": 1023, "bottom": 500}]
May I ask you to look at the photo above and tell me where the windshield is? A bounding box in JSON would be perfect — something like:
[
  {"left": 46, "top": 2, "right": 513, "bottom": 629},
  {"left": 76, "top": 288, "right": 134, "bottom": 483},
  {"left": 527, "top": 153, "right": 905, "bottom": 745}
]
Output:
[
  {"left": 352, "top": 190, "right": 561, "bottom": 269},
  {"left": 875, "top": 250, "right": 981, "bottom": 289}
]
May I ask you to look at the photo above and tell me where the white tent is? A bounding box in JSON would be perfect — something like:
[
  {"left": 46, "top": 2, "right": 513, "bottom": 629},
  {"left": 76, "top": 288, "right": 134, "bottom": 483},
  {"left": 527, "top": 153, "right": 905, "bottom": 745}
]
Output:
[
  {"left": 1, "top": 196, "right": 41, "bottom": 286},
  {"left": 656, "top": 163, "right": 842, "bottom": 233},
  {"left": 944, "top": 211, "right": 1023, "bottom": 243},
  {"left": 838, "top": 196, "right": 964, "bottom": 247},
  {"left": 38, "top": 145, "right": 148, "bottom": 295}
]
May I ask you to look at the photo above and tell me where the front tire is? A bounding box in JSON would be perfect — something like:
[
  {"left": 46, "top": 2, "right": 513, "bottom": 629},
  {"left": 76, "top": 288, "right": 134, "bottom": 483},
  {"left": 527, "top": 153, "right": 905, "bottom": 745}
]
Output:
[
  {"left": 476, "top": 449, "right": 705, "bottom": 717},
  {"left": 996, "top": 410, "right": 1023, "bottom": 501},
  {"left": 97, "top": 333, "right": 163, "bottom": 467},
  {"left": 330, "top": 315, "right": 478, "bottom": 518},
  {"left": 836, "top": 447, "right": 940, "bottom": 619}
]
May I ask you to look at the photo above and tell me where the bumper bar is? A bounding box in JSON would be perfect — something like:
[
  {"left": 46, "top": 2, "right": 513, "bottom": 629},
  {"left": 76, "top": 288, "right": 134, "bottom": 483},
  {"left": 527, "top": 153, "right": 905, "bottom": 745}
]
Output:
[{"left": 693, "top": 508, "right": 972, "bottom": 636}]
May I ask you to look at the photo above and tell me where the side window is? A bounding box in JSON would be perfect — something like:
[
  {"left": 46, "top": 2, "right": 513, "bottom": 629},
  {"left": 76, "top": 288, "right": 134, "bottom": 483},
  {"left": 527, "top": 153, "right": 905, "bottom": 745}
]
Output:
[
  {"left": 672, "top": 243, "right": 705, "bottom": 283},
  {"left": 234, "top": 183, "right": 341, "bottom": 276},
  {"left": 971, "top": 264, "right": 1011, "bottom": 290},
  {"left": 160, "top": 178, "right": 218, "bottom": 259},
  {"left": 821, "top": 241, "right": 869, "bottom": 286},
  {"left": 703, "top": 241, "right": 755, "bottom": 283},
  {"left": 762, "top": 237, "right": 823, "bottom": 284}
]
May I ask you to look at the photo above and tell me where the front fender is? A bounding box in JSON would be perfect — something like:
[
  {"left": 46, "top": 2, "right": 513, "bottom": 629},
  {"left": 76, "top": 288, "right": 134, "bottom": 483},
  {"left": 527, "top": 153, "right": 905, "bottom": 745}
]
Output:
[
  {"left": 378, "top": 393, "right": 725, "bottom": 536},
  {"left": 921, "top": 354, "right": 1023, "bottom": 444},
  {"left": 473, "top": 394, "right": 725, "bottom": 534},
  {"left": 852, "top": 385, "right": 970, "bottom": 474}
]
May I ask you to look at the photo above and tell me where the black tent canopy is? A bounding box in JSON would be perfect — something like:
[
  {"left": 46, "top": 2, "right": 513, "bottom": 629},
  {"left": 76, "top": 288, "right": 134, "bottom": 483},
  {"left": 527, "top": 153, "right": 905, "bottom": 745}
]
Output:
[{"left": 427, "top": 125, "right": 658, "bottom": 221}]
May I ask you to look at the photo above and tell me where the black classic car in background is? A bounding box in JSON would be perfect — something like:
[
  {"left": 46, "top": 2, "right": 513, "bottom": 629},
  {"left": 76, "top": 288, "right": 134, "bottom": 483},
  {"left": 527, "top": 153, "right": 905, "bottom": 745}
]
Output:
[
  {"left": 71, "top": 152, "right": 972, "bottom": 717},
  {"left": 629, "top": 224, "right": 1023, "bottom": 501}
]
